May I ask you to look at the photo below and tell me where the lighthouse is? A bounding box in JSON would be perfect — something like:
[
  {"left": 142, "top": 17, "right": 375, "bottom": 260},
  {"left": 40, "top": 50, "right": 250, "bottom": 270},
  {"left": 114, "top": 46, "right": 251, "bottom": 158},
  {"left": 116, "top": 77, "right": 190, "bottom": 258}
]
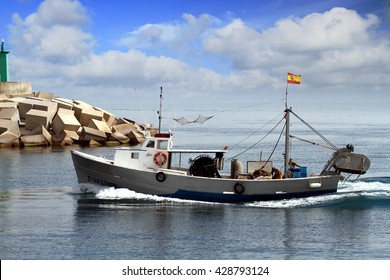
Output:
[
  {"left": 0, "top": 40, "right": 32, "bottom": 96},
  {"left": 0, "top": 39, "right": 10, "bottom": 82}
]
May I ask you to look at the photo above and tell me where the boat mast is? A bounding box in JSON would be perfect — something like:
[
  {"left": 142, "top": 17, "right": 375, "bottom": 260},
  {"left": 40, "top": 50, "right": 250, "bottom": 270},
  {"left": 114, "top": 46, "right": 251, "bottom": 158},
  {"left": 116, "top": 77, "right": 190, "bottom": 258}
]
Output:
[
  {"left": 158, "top": 86, "right": 163, "bottom": 133},
  {"left": 284, "top": 81, "right": 291, "bottom": 176},
  {"left": 284, "top": 107, "right": 291, "bottom": 176}
]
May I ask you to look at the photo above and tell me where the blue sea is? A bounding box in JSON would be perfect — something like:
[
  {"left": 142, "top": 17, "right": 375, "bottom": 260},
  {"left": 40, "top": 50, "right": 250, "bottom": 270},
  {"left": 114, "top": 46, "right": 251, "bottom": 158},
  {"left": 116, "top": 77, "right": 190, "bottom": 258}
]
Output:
[{"left": 1, "top": 99, "right": 390, "bottom": 260}]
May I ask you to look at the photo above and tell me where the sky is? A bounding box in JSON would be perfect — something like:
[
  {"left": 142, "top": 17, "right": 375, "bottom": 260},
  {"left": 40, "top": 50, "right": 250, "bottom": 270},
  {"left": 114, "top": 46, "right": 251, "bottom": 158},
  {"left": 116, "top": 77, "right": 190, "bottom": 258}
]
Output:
[{"left": 1, "top": 0, "right": 390, "bottom": 121}]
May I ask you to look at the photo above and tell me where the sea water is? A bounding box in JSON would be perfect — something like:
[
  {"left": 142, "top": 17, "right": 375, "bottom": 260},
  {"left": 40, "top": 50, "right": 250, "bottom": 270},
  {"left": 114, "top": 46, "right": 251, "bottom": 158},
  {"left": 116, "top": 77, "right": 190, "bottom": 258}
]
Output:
[{"left": 1, "top": 100, "right": 390, "bottom": 260}]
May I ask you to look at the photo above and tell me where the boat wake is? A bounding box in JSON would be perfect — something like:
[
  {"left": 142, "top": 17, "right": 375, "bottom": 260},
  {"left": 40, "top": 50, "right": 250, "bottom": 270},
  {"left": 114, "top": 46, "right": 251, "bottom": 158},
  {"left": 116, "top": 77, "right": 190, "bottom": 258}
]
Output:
[
  {"left": 248, "top": 177, "right": 390, "bottom": 208},
  {"left": 75, "top": 177, "right": 390, "bottom": 208},
  {"left": 75, "top": 183, "right": 215, "bottom": 205}
]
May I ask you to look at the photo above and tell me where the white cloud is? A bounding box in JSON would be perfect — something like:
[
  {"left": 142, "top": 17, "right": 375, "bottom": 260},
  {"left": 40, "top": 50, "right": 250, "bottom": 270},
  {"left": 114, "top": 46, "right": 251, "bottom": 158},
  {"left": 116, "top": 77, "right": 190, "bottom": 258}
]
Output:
[
  {"left": 117, "top": 13, "right": 217, "bottom": 53},
  {"left": 269, "top": 8, "right": 378, "bottom": 51},
  {"left": 31, "top": 0, "right": 89, "bottom": 27},
  {"left": 204, "top": 7, "right": 383, "bottom": 67},
  {"left": 69, "top": 50, "right": 189, "bottom": 87},
  {"left": 6, "top": 1, "right": 390, "bottom": 106},
  {"left": 9, "top": 0, "right": 94, "bottom": 64},
  {"left": 203, "top": 7, "right": 390, "bottom": 91}
]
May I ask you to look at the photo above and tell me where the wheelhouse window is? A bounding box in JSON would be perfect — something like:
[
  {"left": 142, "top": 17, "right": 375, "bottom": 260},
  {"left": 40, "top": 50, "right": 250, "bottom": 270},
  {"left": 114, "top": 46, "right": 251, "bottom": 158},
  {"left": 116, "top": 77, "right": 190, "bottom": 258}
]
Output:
[
  {"left": 157, "top": 140, "right": 168, "bottom": 150},
  {"left": 146, "top": 140, "right": 155, "bottom": 148}
]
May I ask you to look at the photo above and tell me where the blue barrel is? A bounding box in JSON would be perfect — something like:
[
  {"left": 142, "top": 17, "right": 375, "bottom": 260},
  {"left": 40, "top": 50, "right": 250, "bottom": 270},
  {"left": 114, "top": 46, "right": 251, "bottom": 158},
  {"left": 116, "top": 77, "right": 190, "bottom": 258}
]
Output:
[
  {"left": 300, "top": 166, "right": 307, "bottom": 177},
  {"left": 292, "top": 171, "right": 300, "bottom": 178},
  {"left": 290, "top": 167, "right": 300, "bottom": 178},
  {"left": 291, "top": 167, "right": 300, "bottom": 172}
]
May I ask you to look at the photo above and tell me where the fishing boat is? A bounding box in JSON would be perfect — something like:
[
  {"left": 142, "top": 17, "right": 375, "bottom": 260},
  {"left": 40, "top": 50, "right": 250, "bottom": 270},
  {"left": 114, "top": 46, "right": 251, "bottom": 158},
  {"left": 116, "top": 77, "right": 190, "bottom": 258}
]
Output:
[{"left": 71, "top": 88, "right": 370, "bottom": 203}]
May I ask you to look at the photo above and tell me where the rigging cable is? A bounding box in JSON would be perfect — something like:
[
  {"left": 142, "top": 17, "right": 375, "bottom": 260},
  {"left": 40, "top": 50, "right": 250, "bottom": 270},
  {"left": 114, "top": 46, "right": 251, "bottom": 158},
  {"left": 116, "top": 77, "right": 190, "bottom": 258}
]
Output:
[
  {"left": 289, "top": 110, "right": 338, "bottom": 150},
  {"left": 289, "top": 135, "right": 337, "bottom": 151},
  {"left": 226, "top": 115, "right": 285, "bottom": 161},
  {"left": 259, "top": 121, "right": 286, "bottom": 170},
  {"left": 228, "top": 112, "right": 284, "bottom": 151}
]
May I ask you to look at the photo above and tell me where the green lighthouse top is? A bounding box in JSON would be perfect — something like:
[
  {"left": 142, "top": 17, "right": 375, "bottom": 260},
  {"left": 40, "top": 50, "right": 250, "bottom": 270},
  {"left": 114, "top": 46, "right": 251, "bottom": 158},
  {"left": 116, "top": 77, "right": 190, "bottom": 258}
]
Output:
[
  {"left": 1, "top": 40, "right": 9, "bottom": 53},
  {"left": 0, "top": 39, "right": 10, "bottom": 82}
]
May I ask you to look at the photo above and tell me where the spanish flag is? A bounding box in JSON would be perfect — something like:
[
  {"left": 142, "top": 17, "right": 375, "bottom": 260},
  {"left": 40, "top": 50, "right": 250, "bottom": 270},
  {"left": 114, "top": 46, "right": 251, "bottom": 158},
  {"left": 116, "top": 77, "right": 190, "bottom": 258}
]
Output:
[{"left": 287, "top": 72, "right": 302, "bottom": 84}]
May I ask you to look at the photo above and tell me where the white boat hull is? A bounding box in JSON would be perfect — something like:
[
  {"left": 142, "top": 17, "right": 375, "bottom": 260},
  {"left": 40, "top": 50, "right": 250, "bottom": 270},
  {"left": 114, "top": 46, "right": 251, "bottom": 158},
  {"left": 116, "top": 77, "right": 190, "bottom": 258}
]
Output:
[{"left": 71, "top": 150, "right": 340, "bottom": 203}]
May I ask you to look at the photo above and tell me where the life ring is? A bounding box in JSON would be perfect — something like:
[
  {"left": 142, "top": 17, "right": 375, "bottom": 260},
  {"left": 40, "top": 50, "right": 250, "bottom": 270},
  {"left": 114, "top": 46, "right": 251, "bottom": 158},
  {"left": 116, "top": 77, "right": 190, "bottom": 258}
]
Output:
[
  {"left": 153, "top": 152, "right": 167, "bottom": 166},
  {"left": 156, "top": 172, "right": 166, "bottom": 182},
  {"left": 234, "top": 183, "right": 245, "bottom": 194}
]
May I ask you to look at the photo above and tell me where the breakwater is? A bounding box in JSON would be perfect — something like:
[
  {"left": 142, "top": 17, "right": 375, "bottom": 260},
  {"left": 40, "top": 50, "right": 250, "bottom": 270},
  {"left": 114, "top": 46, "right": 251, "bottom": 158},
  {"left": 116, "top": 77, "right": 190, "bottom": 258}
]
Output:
[{"left": 0, "top": 91, "right": 156, "bottom": 148}]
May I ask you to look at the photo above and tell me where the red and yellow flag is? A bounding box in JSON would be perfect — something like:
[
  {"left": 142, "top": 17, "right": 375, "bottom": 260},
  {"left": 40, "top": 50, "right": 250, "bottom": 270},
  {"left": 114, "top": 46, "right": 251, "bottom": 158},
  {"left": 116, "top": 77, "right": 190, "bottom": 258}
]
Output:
[{"left": 287, "top": 72, "right": 302, "bottom": 84}]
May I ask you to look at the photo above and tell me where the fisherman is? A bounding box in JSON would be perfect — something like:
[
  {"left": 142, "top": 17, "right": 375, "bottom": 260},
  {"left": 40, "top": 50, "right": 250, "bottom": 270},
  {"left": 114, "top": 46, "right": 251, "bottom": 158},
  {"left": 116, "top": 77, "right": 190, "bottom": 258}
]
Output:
[
  {"left": 271, "top": 167, "right": 284, "bottom": 179},
  {"left": 252, "top": 168, "right": 271, "bottom": 179},
  {"left": 288, "top": 158, "right": 300, "bottom": 168},
  {"left": 287, "top": 159, "right": 300, "bottom": 178}
]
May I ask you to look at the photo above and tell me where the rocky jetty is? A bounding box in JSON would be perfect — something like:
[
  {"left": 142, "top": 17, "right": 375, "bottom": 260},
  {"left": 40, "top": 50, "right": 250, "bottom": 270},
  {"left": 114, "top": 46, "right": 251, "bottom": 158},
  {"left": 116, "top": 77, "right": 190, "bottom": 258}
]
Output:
[{"left": 0, "top": 91, "right": 157, "bottom": 148}]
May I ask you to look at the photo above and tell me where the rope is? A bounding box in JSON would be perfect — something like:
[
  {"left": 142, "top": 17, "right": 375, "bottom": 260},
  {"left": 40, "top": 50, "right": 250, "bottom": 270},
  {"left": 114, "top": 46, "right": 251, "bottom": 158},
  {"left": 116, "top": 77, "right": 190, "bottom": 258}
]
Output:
[
  {"left": 289, "top": 110, "right": 339, "bottom": 150},
  {"left": 226, "top": 115, "right": 285, "bottom": 161},
  {"left": 228, "top": 112, "right": 284, "bottom": 151},
  {"left": 259, "top": 121, "right": 286, "bottom": 170},
  {"left": 226, "top": 108, "right": 339, "bottom": 165},
  {"left": 289, "top": 135, "right": 337, "bottom": 151}
]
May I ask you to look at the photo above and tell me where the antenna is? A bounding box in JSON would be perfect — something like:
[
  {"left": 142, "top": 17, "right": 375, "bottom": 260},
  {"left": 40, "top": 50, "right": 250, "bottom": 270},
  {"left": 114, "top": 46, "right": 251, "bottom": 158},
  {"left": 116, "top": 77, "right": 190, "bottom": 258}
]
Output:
[{"left": 158, "top": 86, "right": 163, "bottom": 132}]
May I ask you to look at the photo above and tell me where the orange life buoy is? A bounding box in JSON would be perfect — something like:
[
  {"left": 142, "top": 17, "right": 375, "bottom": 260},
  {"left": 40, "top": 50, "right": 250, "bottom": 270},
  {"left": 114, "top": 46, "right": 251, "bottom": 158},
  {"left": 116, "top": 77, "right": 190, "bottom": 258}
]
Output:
[{"left": 153, "top": 152, "right": 167, "bottom": 166}]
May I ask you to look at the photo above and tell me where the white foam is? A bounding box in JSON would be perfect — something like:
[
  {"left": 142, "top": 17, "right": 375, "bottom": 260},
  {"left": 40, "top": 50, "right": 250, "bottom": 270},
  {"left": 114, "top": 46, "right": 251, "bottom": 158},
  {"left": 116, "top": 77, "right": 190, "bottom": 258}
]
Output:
[
  {"left": 78, "top": 184, "right": 216, "bottom": 204},
  {"left": 247, "top": 180, "right": 390, "bottom": 208},
  {"left": 339, "top": 180, "right": 390, "bottom": 192},
  {"left": 76, "top": 179, "right": 390, "bottom": 207},
  {"left": 95, "top": 187, "right": 165, "bottom": 201}
]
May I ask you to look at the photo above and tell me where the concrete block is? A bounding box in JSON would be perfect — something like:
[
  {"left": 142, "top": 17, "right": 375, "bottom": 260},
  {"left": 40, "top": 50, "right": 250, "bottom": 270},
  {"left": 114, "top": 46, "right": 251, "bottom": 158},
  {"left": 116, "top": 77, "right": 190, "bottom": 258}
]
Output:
[
  {"left": 109, "top": 131, "right": 130, "bottom": 144},
  {"left": 20, "top": 134, "right": 48, "bottom": 147},
  {"left": 7, "top": 93, "right": 34, "bottom": 98},
  {"left": 103, "top": 112, "right": 116, "bottom": 127},
  {"left": 88, "top": 119, "right": 112, "bottom": 135},
  {"left": 112, "top": 122, "right": 139, "bottom": 135},
  {"left": 57, "top": 108, "right": 75, "bottom": 115},
  {"left": 19, "top": 127, "right": 33, "bottom": 136},
  {"left": 88, "top": 139, "right": 102, "bottom": 146},
  {"left": 0, "top": 108, "right": 20, "bottom": 123},
  {"left": 52, "top": 133, "right": 71, "bottom": 146},
  {"left": 25, "top": 109, "right": 51, "bottom": 130},
  {"left": 11, "top": 97, "right": 34, "bottom": 119},
  {"left": 35, "top": 91, "right": 55, "bottom": 100},
  {"left": 33, "top": 100, "right": 58, "bottom": 113},
  {"left": 54, "top": 97, "right": 74, "bottom": 104},
  {"left": 31, "top": 125, "right": 52, "bottom": 145},
  {"left": 0, "top": 101, "right": 17, "bottom": 109},
  {"left": 71, "top": 100, "right": 93, "bottom": 121},
  {"left": 128, "top": 130, "right": 144, "bottom": 144},
  {"left": 93, "top": 106, "right": 117, "bottom": 126},
  {"left": 0, "top": 93, "right": 8, "bottom": 101},
  {"left": 149, "top": 126, "right": 158, "bottom": 136},
  {"left": 33, "top": 100, "right": 58, "bottom": 121},
  {"left": 79, "top": 126, "right": 107, "bottom": 142},
  {"left": 63, "top": 130, "right": 79, "bottom": 141},
  {"left": 0, "top": 119, "right": 20, "bottom": 137},
  {"left": 52, "top": 130, "right": 78, "bottom": 146},
  {"left": 0, "top": 82, "right": 32, "bottom": 96},
  {"left": 72, "top": 104, "right": 83, "bottom": 120},
  {"left": 52, "top": 112, "right": 81, "bottom": 134},
  {"left": 52, "top": 98, "right": 74, "bottom": 110},
  {"left": 9, "top": 97, "right": 57, "bottom": 121},
  {"left": 0, "top": 131, "right": 19, "bottom": 146},
  {"left": 115, "top": 118, "right": 131, "bottom": 125},
  {"left": 73, "top": 100, "right": 92, "bottom": 107},
  {"left": 79, "top": 108, "right": 104, "bottom": 126}
]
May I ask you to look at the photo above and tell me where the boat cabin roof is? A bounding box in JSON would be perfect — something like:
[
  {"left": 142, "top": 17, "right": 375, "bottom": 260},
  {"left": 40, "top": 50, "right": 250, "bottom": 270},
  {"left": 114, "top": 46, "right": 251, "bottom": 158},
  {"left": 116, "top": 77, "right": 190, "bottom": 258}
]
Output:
[{"left": 169, "top": 149, "right": 227, "bottom": 154}]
